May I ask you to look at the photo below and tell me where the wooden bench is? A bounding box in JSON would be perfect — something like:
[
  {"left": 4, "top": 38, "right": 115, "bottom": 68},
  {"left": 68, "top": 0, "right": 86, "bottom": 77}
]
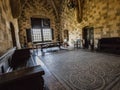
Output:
[
  {"left": 0, "top": 47, "right": 45, "bottom": 90},
  {"left": 0, "top": 65, "right": 44, "bottom": 90},
  {"left": 97, "top": 37, "right": 120, "bottom": 54},
  {"left": 0, "top": 47, "right": 16, "bottom": 73}
]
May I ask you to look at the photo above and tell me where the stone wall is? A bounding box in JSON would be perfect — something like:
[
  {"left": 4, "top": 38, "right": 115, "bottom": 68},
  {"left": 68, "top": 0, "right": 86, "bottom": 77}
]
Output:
[
  {"left": 18, "top": 0, "right": 120, "bottom": 47},
  {"left": 0, "top": 0, "right": 20, "bottom": 55},
  {"left": 60, "top": 0, "right": 120, "bottom": 46},
  {"left": 18, "top": 0, "right": 59, "bottom": 46}
]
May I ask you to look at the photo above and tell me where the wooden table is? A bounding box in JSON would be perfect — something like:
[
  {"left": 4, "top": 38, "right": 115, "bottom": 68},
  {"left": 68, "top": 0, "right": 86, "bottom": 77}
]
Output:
[{"left": 34, "top": 41, "right": 61, "bottom": 55}]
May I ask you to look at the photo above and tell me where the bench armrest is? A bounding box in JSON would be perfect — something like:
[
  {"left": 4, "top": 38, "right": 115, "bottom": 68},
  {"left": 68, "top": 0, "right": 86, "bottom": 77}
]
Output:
[{"left": 0, "top": 65, "right": 44, "bottom": 85}]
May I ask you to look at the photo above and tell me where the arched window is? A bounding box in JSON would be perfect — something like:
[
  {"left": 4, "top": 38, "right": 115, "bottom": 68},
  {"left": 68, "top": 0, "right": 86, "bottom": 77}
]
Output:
[{"left": 31, "top": 18, "right": 53, "bottom": 42}]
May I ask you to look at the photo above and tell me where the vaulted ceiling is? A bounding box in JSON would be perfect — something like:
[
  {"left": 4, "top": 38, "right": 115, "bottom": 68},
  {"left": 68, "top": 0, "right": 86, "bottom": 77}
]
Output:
[{"left": 10, "top": 0, "right": 63, "bottom": 18}]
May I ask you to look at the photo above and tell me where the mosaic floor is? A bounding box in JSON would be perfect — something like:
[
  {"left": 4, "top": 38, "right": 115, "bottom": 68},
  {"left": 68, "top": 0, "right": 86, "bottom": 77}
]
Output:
[{"left": 38, "top": 49, "right": 120, "bottom": 90}]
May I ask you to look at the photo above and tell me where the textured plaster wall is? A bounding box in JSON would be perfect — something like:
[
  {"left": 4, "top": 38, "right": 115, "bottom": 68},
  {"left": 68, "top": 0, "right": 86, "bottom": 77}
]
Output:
[
  {"left": 60, "top": 0, "right": 120, "bottom": 46},
  {"left": 0, "top": 0, "right": 20, "bottom": 55}
]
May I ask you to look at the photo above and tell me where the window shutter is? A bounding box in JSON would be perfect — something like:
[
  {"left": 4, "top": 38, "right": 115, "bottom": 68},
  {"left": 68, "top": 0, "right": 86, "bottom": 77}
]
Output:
[
  {"left": 52, "top": 28, "right": 54, "bottom": 40},
  {"left": 26, "top": 29, "right": 32, "bottom": 42},
  {"left": 31, "top": 18, "right": 42, "bottom": 28}
]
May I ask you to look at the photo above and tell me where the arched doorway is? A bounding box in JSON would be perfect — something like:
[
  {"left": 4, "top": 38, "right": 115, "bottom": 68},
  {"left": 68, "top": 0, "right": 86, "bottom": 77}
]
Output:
[
  {"left": 10, "top": 22, "right": 16, "bottom": 47},
  {"left": 82, "top": 26, "right": 94, "bottom": 50}
]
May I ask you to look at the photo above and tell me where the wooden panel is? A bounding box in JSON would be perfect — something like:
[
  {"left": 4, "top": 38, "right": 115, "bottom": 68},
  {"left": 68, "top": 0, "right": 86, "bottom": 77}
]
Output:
[
  {"left": 31, "top": 18, "right": 42, "bottom": 28},
  {"left": 0, "top": 65, "right": 45, "bottom": 90},
  {"left": 0, "top": 47, "right": 16, "bottom": 73},
  {"left": 26, "top": 29, "right": 32, "bottom": 42}
]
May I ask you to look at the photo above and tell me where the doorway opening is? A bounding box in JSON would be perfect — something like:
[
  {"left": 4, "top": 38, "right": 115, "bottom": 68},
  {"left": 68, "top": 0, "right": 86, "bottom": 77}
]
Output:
[
  {"left": 10, "top": 22, "right": 16, "bottom": 47},
  {"left": 82, "top": 26, "right": 94, "bottom": 50}
]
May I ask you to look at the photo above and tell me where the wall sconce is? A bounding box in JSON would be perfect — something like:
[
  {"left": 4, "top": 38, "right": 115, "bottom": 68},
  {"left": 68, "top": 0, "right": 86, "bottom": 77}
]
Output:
[{"left": 67, "top": 0, "right": 77, "bottom": 9}]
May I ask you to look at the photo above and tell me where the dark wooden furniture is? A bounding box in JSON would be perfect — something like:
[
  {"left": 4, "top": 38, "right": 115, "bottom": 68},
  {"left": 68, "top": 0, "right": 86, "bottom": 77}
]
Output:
[
  {"left": 11, "top": 48, "right": 32, "bottom": 70},
  {"left": 34, "top": 41, "right": 61, "bottom": 55},
  {"left": 0, "top": 48, "right": 34, "bottom": 72},
  {"left": 0, "top": 47, "right": 45, "bottom": 90},
  {"left": 0, "top": 65, "right": 44, "bottom": 90},
  {"left": 97, "top": 37, "right": 120, "bottom": 54},
  {"left": 0, "top": 48, "right": 16, "bottom": 74}
]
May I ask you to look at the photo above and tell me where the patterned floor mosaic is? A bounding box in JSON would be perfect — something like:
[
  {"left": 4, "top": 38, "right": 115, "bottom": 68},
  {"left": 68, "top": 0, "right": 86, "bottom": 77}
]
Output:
[{"left": 39, "top": 49, "right": 120, "bottom": 90}]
